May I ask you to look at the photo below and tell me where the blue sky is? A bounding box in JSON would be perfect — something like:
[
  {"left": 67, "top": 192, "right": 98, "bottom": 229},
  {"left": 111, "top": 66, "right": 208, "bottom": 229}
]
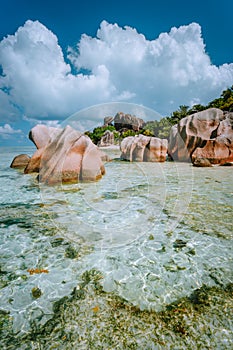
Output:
[{"left": 0, "top": 0, "right": 233, "bottom": 145}]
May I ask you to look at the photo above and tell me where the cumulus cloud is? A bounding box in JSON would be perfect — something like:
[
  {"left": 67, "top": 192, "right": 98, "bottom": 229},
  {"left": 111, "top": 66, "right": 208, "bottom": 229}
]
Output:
[
  {"left": 0, "top": 19, "right": 233, "bottom": 126},
  {"left": 0, "top": 20, "right": 116, "bottom": 122},
  {"left": 23, "top": 115, "right": 61, "bottom": 128},
  {"left": 0, "top": 123, "right": 22, "bottom": 139},
  {"left": 69, "top": 21, "right": 233, "bottom": 113}
]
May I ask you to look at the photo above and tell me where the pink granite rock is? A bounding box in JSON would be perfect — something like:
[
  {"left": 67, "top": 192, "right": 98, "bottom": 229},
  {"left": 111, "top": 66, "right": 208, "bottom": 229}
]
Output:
[
  {"left": 120, "top": 134, "right": 167, "bottom": 162},
  {"left": 25, "top": 124, "right": 105, "bottom": 184},
  {"left": 144, "top": 137, "right": 168, "bottom": 162},
  {"left": 24, "top": 148, "right": 44, "bottom": 174},
  {"left": 114, "top": 112, "right": 145, "bottom": 131},
  {"left": 29, "top": 124, "right": 61, "bottom": 149},
  {"left": 98, "top": 130, "right": 114, "bottom": 147},
  {"left": 10, "top": 154, "right": 30, "bottom": 169},
  {"left": 168, "top": 108, "right": 233, "bottom": 165}
]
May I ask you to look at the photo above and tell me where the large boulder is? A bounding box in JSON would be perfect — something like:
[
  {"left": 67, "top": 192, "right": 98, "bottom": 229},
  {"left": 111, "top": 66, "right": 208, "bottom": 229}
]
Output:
[
  {"left": 168, "top": 108, "right": 233, "bottom": 165},
  {"left": 10, "top": 154, "right": 30, "bottom": 169},
  {"left": 120, "top": 134, "right": 167, "bottom": 162},
  {"left": 24, "top": 125, "right": 105, "bottom": 184},
  {"left": 24, "top": 148, "right": 44, "bottom": 174},
  {"left": 145, "top": 137, "right": 168, "bottom": 162},
  {"left": 120, "top": 136, "right": 135, "bottom": 161},
  {"left": 29, "top": 124, "right": 61, "bottom": 149},
  {"left": 114, "top": 112, "right": 145, "bottom": 131},
  {"left": 192, "top": 137, "right": 233, "bottom": 165}
]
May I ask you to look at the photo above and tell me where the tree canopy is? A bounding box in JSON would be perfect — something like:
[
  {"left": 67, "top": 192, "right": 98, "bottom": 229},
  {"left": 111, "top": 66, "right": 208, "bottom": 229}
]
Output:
[{"left": 85, "top": 86, "right": 233, "bottom": 143}]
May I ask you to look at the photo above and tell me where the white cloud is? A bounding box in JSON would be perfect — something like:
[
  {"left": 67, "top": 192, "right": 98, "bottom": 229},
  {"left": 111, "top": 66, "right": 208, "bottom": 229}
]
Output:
[
  {"left": 0, "top": 20, "right": 117, "bottom": 122},
  {"left": 44, "top": 120, "right": 61, "bottom": 128},
  {"left": 69, "top": 21, "right": 233, "bottom": 113},
  {"left": 23, "top": 115, "right": 61, "bottom": 128},
  {"left": 0, "top": 123, "right": 22, "bottom": 139},
  {"left": 0, "top": 19, "right": 233, "bottom": 126}
]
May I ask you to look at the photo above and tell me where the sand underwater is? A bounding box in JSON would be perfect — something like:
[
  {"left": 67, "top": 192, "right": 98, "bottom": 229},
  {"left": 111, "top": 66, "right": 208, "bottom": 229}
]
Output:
[{"left": 0, "top": 146, "right": 232, "bottom": 349}]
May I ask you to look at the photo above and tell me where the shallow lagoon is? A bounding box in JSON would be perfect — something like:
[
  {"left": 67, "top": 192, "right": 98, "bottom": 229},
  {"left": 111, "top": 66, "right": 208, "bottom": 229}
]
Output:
[{"left": 0, "top": 146, "right": 232, "bottom": 349}]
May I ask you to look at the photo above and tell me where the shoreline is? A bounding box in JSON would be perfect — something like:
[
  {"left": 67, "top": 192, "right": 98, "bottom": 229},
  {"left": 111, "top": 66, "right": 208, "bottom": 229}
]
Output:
[{"left": 98, "top": 144, "right": 120, "bottom": 150}]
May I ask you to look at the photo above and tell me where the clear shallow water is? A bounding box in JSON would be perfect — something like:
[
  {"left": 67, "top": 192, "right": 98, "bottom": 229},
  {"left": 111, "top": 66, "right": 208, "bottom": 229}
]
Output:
[{"left": 0, "top": 146, "right": 232, "bottom": 349}]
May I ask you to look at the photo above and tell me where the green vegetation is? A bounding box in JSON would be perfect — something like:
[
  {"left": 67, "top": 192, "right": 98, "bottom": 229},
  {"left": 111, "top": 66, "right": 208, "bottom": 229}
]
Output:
[
  {"left": 143, "top": 86, "right": 233, "bottom": 139},
  {"left": 86, "top": 86, "right": 233, "bottom": 143},
  {"left": 169, "top": 85, "right": 233, "bottom": 124},
  {"left": 121, "top": 129, "right": 138, "bottom": 138},
  {"left": 85, "top": 125, "right": 115, "bottom": 144},
  {"left": 143, "top": 118, "right": 172, "bottom": 139},
  {"left": 207, "top": 85, "right": 233, "bottom": 111}
]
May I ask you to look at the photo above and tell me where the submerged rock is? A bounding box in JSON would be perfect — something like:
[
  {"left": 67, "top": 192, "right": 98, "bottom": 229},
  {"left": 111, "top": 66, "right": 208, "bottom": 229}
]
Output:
[
  {"left": 120, "top": 134, "right": 168, "bottom": 162},
  {"left": 168, "top": 108, "right": 233, "bottom": 166},
  {"left": 10, "top": 154, "right": 30, "bottom": 169},
  {"left": 31, "top": 286, "right": 42, "bottom": 299},
  {"left": 24, "top": 124, "right": 105, "bottom": 184}
]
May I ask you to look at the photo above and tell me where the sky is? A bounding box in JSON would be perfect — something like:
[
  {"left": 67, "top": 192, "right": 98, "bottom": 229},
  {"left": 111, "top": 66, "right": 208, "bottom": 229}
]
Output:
[{"left": 0, "top": 0, "right": 233, "bottom": 146}]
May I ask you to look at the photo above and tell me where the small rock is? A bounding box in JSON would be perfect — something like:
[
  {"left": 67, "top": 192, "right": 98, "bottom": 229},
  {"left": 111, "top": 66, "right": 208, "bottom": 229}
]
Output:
[
  {"left": 31, "top": 287, "right": 42, "bottom": 299},
  {"left": 193, "top": 158, "right": 212, "bottom": 167},
  {"left": 10, "top": 154, "right": 30, "bottom": 169}
]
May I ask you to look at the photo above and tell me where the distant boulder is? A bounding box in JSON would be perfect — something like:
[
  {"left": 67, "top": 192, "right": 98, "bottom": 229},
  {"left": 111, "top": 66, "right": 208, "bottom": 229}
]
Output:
[
  {"left": 98, "top": 130, "right": 115, "bottom": 147},
  {"left": 24, "top": 125, "right": 105, "bottom": 185},
  {"left": 168, "top": 108, "right": 233, "bottom": 165},
  {"left": 120, "top": 134, "right": 167, "bottom": 162},
  {"left": 10, "top": 154, "right": 30, "bottom": 169},
  {"left": 104, "top": 116, "right": 114, "bottom": 126},
  {"left": 114, "top": 112, "right": 145, "bottom": 131}
]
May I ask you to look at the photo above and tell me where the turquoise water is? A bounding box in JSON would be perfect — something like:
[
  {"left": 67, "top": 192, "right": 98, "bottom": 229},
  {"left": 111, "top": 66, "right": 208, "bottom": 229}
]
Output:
[{"left": 0, "top": 146, "right": 232, "bottom": 349}]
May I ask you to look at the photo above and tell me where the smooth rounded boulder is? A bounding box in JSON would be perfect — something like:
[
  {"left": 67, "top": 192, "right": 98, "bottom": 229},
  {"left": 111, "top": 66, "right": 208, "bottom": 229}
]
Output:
[
  {"left": 114, "top": 112, "right": 145, "bottom": 131},
  {"left": 168, "top": 108, "right": 233, "bottom": 165},
  {"left": 120, "top": 134, "right": 167, "bottom": 162},
  {"left": 25, "top": 124, "right": 105, "bottom": 185},
  {"left": 10, "top": 154, "right": 30, "bottom": 169},
  {"left": 29, "top": 124, "right": 61, "bottom": 149}
]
